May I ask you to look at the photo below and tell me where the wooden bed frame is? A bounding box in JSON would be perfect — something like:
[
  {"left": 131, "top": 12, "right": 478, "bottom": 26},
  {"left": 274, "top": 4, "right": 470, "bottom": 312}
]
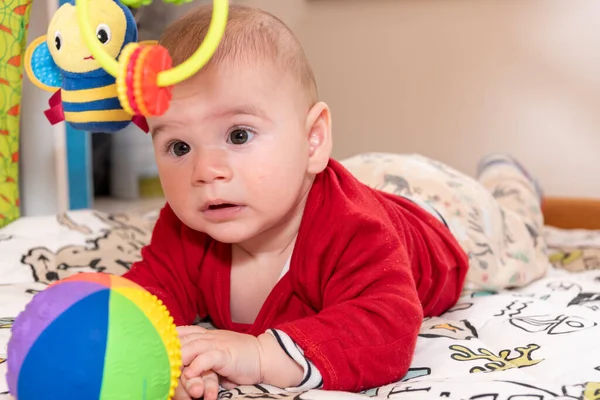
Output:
[{"left": 543, "top": 197, "right": 600, "bottom": 230}]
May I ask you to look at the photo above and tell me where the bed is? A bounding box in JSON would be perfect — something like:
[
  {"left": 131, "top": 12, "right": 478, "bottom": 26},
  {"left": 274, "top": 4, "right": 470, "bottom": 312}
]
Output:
[{"left": 0, "top": 198, "right": 599, "bottom": 399}]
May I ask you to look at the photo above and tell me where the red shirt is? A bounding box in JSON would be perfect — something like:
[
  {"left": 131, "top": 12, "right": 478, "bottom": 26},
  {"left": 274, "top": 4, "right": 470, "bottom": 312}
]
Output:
[{"left": 124, "top": 159, "right": 469, "bottom": 392}]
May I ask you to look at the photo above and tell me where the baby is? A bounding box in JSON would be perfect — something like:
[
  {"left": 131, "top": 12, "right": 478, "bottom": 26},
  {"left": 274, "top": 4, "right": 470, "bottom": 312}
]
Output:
[{"left": 124, "top": 4, "right": 548, "bottom": 400}]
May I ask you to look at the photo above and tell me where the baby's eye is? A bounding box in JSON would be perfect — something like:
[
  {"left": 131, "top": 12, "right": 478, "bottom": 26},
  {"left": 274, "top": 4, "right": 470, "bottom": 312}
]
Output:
[
  {"left": 169, "top": 141, "right": 191, "bottom": 157},
  {"left": 228, "top": 128, "right": 255, "bottom": 145}
]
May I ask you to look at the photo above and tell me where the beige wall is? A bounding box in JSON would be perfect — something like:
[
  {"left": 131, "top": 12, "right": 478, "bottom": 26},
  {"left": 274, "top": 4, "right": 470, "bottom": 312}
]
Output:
[{"left": 234, "top": 0, "right": 599, "bottom": 198}]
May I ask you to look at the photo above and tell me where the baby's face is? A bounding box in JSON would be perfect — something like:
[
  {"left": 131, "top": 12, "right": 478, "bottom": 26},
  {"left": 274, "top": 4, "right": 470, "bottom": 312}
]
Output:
[{"left": 149, "top": 63, "right": 316, "bottom": 244}]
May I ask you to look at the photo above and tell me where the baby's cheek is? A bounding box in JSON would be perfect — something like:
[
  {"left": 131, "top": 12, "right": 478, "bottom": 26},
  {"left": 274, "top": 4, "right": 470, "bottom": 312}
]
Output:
[
  {"left": 160, "top": 179, "right": 179, "bottom": 199},
  {"left": 160, "top": 181, "right": 191, "bottom": 213},
  {"left": 159, "top": 164, "right": 189, "bottom": 188}
]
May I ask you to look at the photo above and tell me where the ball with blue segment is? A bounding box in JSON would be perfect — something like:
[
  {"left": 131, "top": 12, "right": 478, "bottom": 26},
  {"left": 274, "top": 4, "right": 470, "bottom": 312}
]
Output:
[{"left": 5, "top": 272, "right": 182, "bottom": 400}]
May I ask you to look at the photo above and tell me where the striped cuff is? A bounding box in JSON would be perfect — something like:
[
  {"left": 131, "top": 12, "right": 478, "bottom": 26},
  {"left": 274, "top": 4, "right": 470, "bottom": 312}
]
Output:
[{"left": 268, "top": 329, "right": 323, "bottom": 392}]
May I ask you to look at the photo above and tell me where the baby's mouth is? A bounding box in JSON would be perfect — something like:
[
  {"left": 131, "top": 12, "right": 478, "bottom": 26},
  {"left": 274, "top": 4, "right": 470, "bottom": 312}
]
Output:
[{"left": 208, "top": 203, "right": 237, "bottom": 210}]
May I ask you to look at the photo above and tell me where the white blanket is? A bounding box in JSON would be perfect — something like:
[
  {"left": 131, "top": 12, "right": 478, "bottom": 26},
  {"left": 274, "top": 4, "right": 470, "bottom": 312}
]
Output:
[{"left": 0, "top": 211, "right": 599, "bottom": 399}]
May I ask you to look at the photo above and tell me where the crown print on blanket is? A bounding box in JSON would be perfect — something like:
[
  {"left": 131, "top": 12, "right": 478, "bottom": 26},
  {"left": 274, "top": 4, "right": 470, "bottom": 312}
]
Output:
[{"left": 449, "top": 343, "right": 543, "bottom": 373}]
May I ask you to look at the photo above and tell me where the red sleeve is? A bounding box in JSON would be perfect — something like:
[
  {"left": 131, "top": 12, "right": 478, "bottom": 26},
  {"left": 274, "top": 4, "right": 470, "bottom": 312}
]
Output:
[
  {"left": 274, "top": 216, "right": 424, "bottom": 392},
  {"left": 123, "top": 204, "right": 205, "bottom": 326}
]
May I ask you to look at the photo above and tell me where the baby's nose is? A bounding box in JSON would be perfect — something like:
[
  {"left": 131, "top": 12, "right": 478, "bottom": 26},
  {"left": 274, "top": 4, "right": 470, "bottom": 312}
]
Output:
[{"left": 193, "top": 149, "right": 233, "bottom": 184}]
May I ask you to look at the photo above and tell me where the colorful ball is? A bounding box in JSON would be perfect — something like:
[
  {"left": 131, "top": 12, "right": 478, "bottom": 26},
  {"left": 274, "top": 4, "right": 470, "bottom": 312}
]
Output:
[{"left": 5, "top": 273, "right": 181, "bottom": 400}]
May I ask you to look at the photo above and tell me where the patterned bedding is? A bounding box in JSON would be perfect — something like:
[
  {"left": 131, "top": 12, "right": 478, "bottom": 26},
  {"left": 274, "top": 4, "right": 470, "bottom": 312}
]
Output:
[{"left": 0, "top": 210, "right": 599, "bottom": 399}]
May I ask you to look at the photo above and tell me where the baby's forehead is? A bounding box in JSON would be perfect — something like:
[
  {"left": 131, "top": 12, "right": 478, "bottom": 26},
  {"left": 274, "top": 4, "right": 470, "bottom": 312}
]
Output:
[
  {"left": 153, "top": 65, "right": 307, "bottom": 127},
  {"left": 160, "top": 5, "right": 318, "bottom": 106},
  {"left": 174, "top": 60, "right": 307, "bottom": 107}
]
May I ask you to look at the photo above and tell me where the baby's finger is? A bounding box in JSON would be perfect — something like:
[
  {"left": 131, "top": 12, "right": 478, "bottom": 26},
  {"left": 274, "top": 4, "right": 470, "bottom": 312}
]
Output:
[
  {"left": 181, "top": 339, "right": 217, "bottom": 366},
  {"left": 176, "top": 325, "right": 207, "bottom": 337},
  {"left": 184, "top": 349, "right": 228, "bottom": 379},
  {"left": 179, "top": 332, "right": 214, "bottom": 347},
  {"left": 184, "top": 377, "right": 206, "bottom": 399},
  {"left": 173, "top": 378, "right": 192, "bottom": 400},
  {"left": 201, "top": 371, "right": 220, "bottom": 400}
]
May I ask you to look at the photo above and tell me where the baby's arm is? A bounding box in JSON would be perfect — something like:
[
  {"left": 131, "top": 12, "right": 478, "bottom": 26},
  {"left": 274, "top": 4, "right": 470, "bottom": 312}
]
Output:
[
  {"left": 261, "top": 330, "right": 323, "bottom": 390},
  {"left": 176, "top": 325, "right": 304, "bottom": 395},
  {"left": 258, "top": 331, "right": 306, "bottom": 387},
  {"left": 271, "top": 217, "right": 426, "bottom": 392},
  {"left": 123, "top": 204, "right": 203, "bottom": 326}
]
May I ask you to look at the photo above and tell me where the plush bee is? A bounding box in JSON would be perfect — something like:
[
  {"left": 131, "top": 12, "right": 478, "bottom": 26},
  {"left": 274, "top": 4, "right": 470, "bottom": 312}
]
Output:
[{"left": 24, "top": 0, "right": 149, "bottom": 133}]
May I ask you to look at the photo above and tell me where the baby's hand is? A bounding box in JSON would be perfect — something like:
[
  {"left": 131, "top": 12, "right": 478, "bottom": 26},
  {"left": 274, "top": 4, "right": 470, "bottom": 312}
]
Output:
[
  {"left": 176, "top": 325, "right": 263, "bottom": 398},
  {"left": 173, "top": 369, "right": 219, "bottom": 400}
]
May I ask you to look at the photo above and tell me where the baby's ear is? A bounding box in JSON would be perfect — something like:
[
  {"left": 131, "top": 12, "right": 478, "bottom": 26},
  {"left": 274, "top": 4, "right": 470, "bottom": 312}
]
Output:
[
  {"left": 306, "top": 101, "right": 333, "bottom": 174},
  {"left": 24, "top": 36, "right": 62, "bottom": 92}
]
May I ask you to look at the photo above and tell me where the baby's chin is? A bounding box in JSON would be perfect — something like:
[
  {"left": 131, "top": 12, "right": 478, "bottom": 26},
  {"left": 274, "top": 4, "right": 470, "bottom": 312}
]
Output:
[{"left": 184, "top": 218, "right": 257, "bottom": 244}]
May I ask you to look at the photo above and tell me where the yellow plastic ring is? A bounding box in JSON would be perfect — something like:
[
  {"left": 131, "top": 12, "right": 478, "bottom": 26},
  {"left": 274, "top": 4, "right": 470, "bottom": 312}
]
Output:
[
  {"left": 115, "top": 43, "right": 140, "bottom": 116},
  {"left": 75, "top": 0, "right": 228, "bottom": 87}
]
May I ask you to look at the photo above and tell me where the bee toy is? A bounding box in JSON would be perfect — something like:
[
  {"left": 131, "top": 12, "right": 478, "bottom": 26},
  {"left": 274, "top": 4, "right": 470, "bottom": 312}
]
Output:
[
  {"left": 25, "top": 0, "right": 147, "bottom": 132},
  {"left": 24, "top": 0, "right": 229, "bottom": 134}
]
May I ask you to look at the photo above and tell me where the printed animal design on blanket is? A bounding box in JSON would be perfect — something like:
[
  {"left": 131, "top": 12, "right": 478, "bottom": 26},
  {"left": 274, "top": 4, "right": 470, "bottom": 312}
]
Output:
[
  {"left": 462, "top": 203, "right": 503, "bottom": 271},
  {"left": 219, "top": 386, "right": 366, "bottom": 399},
  {"left": 549, "top": 248, "right": 600, "bottom": 272},
  {"left": 583, "top": 382, "right": 600, "bottom": 400},
  {"left": 376, "top": 174, "right": 412, "bottom": 196},
  {"left": 466, "top": 208, "right": 487, "bottom": 237},
  {"left": 469, "top": 290, "right": 498, "bottom": 298},
  {"left": 0, "top": 318, "right": 14, "bottom": 329},
  {"left": 524, "top": 281, "right": 584, "bottom": 302},
  {"left": 490, "top": 183, "right": 525, "bottom": 204},
  {"left": 360, "top": 366, "right": 433, "bottom": 397},
  {"left": 55, "top": 212, "right": 93, "bottom": 234},
  {"left": 494, "top": 300, "right": 532, "bottom": 317},
  {"left": 367, "top": 379, "right": 564, "bottom": 399},
  {"left": 509, "top": 314, "right": 597, "bottom": 335},
  {"left": 471, "top": 242, "right": 495, "bottom": 262},
  {"left": 20, "top": 212, "right": 153, "bottom": 284},
  {"left": 0, "top": 234, "right": 12, "bottom": 241},
  {"left": 445, "top": 302, "right": 473, "bottom": 313},
  {"left": 400, "top": 367, "right": 431, "bottom": 382},
  {"left": 219, "top": 388, "right": 293, "bottom": 400},
  {"left": 568, "top": 292, "right": 600, "bottom": 312},
  {"left": 547, "top": 280, "right": 583, "bottom": 293},
  {"left": 525, "top": 222, "right": 541, "bottom": 248},
  {"left": 419, "top": 317, "right": 478, "bottom": 340},
  {"left": 562, "top": 382, "right": 600, "bottom": 400},
  {"left": 457, "top": 289, "right": 499, "bottom": 299},
  {"left": 449, "top": 343, "right": 543, "bottom": 373}
]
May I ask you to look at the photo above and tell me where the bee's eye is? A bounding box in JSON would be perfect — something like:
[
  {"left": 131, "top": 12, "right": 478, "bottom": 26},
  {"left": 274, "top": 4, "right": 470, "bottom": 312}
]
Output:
[
  {"left": 96, "top": 24, "right": 111, "bottom": 45},
  {"left": 54, "top": 31, "right": 62, "bottom": 51}
]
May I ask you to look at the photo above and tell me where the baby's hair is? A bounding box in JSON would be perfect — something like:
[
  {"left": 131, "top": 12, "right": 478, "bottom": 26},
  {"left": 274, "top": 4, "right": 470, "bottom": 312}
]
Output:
[{"left": 159, "top": 4, "right": 319, "bottom": 106}]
